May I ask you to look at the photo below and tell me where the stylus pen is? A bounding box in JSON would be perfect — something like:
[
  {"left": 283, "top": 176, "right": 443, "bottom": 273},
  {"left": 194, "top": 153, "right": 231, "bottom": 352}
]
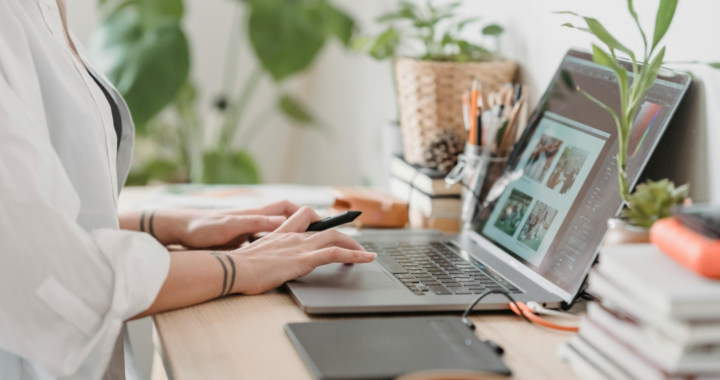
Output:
[{"left": 306, "top": 211, "right": 362, "bottom": 232}]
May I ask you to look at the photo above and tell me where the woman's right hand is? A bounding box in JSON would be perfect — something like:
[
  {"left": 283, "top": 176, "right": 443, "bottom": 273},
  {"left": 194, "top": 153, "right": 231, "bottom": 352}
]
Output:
[{"left": 230, "top": 207, "right": 376, "bottom": 295}]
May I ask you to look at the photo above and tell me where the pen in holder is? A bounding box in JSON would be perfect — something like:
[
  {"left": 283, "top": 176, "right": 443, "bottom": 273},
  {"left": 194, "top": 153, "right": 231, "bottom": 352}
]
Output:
[{"left": 446, "top": 144, "right": 510, "bottom": 229}]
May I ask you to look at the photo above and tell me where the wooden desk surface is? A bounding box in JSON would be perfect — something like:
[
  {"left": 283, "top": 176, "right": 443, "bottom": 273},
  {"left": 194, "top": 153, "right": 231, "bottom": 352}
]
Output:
[
  {"left": 153, "top": 290, "right": 580, "bottom": 380},
  {"left": 121, "top": 186, "right": 579, "bottom": 379}
]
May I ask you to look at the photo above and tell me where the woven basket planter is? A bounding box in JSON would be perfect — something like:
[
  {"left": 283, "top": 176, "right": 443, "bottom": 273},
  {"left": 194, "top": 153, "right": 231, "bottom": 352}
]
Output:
[{"left": 395, "top": 57, "right": 518, "bottom": 165}]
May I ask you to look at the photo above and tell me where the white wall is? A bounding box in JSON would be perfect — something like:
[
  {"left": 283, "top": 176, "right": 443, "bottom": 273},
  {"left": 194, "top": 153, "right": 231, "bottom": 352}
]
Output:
[
  {"left": 66, "top": 0, "right": 720, "bottom": 378},
  {"left": 69, "top": 0, "right": 720, "bottom": 199}
]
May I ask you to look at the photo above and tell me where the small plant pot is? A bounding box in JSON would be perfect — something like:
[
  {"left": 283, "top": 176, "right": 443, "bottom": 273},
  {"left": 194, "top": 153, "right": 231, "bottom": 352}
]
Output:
[
  {"left": 603, "top": 218, "right": 650, "bottom": 246},
  {"left": 394, "top": 57, "right": 517, "bottom": 165}
]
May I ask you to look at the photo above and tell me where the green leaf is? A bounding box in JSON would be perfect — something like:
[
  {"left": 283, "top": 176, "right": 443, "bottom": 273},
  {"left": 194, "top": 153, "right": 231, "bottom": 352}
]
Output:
[
  {"left": 126, "top": 158, "right": 184, "bottom": 185},
  {"left": 481, "top": 24, "right": 504, "bottom": 36},
  {"left": 454, "top": 17, "right": 480, "bottom": 32},
  {"left": 278, "top": 94, "right": 315, "bottom": 124},
  {"left": 638, "top": 46, "right": 666, "bottom": 96},
  {"left": 560, "top": 22, "right": 592, "bottom": 34},
  {"left": 247, "top": 0, "right": 326, "bottom": 81},
  {"left": 367, "top": 27, "right": 400, "bottom": 60},
  {"left": 626, "top": 0, "right": 648, "bottom": 55},
  {"left": 140, "top": 0, "right": 184, "bottom": 24},
  {"left": 311, "top": 0, "right": 356, "bottom": 46},
  {"left": 202, "top": 150, "right": 261, "bottom": 184},
  {"left": 376, "top": 10, "right": 414, "bottom": 23},
  {"left": 350, "top": 35, "right": 372, "bottom": 52},
  {"left": 583, "top": 17, "right": 635, "bottom": 61},
  {"left": 591, "top": 44, "right": 628, "bottom": 99},
  {"left": 90, "top": 8, "right": 190, "bottom": 128},
  {"left": 622, "top": 178, "right": 688, "bottom": 228},
  {"left": 652, "top": 0, "right": 679, "bottom": 52},
  {"left": 708, "top": 62, "right": 720, "bottom": 69}
]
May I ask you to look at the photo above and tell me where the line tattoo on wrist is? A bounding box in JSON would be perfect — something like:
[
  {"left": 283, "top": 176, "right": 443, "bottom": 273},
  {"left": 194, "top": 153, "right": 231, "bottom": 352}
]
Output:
[
  {"left": 148, "top": 210, "right": 158, "bottom": 239},
  {"left": 210, "top": 252, "right": 237, "bottom": 297},
  {"left": 140, "top": 210, "right": 147, "bottom": 232}
]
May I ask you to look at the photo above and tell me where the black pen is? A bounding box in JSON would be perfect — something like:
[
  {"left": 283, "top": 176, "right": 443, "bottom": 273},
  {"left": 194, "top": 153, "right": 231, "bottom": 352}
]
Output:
[{"left": 306, "top": 211, "right": 362, "bottom": 232}]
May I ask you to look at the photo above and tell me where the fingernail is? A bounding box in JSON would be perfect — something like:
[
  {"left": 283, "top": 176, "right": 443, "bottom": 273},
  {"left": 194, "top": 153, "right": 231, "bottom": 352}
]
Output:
[
  {"left": 365, "top": 252, "right": 377, "bottom": 260},
  {"left": 270, "top": 216, "right": 287, "bottom": 224}
]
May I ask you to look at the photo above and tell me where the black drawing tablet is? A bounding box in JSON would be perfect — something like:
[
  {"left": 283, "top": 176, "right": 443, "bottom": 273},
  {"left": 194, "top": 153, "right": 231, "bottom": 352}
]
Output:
[{"left": 285, "top": 317, "right": 511, "bottom": 380}]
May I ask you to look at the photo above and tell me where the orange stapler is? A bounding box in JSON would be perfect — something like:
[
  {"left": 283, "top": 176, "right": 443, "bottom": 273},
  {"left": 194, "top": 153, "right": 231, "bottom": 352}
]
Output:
[
  {"left": 330, "top": 187, "right": 408, "bottom": 228},
  {"left": 650, "top": 217, "right": 720, "bottom": 279}
]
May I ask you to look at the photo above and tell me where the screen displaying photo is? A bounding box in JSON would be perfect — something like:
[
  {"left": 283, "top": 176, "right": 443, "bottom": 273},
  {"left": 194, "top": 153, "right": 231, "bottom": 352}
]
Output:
[
  {"left": 546, "top": 145, "right": 589, "bottom": 194},
  {"left": 523, "top": 134, "right": 563, "bottom": 183},
  {"left": 493, "top": 189, "right": 533, "bottom": 236},
  {"left": 480, "top": 112, "right": 608, "bottom": 266},
  {"left": 517, "top": 201, "right": 558, "bottom": 251}
]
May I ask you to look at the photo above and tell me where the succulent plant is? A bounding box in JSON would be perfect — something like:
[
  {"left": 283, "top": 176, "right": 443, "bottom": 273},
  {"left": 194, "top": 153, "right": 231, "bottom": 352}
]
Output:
[{"left": 621, "top": 179, "right": 689, "bottom": 229}]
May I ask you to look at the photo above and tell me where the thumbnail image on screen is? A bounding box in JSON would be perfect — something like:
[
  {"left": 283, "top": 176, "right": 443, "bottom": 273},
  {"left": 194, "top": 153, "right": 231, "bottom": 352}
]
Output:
[
  {"left": 630, "top": 101, "right": 662, "bottom": 157},
  {"left": 546, "top": 145, "right": 589, "bottom": 195},
  {"left": 523, "top": 134, "right": 563, "bottom": 183},
  {"left": 517, "top": 201, "right": 559, "bottom": 251},
  {"left": 493, "top": 189, "right": 533, "bottom": 236}
]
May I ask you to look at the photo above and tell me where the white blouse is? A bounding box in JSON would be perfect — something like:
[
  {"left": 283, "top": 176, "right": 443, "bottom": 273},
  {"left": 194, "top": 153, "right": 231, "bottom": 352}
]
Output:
[{"left": 0, "top": 0, "right": 170, "bottom": 379}]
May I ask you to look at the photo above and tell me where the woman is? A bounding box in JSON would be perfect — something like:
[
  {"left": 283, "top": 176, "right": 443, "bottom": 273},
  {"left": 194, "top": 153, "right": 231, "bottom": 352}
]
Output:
[{"left": 0, "top": 1, "right": 376, "bottom": 379}]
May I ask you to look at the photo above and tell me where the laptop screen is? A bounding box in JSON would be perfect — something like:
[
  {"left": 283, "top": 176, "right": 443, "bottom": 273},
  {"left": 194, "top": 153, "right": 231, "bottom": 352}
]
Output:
[{"left": 470, "top": 49, "right": 691, "bottom": 297}]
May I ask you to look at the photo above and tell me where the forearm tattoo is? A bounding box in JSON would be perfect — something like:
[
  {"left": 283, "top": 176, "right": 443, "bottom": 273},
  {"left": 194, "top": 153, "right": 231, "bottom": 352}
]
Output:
[
  {"left": 140, "top": 210, "right": 147, "bottom": 232},
  {"left": 148, "top": 210, "right": 157, "bottom": 239},
  {"left": 139, "top": 210, "right": 158, "bottom": 239},
  {"left": 210, "top": 252, "right": 237, "bottom": 297}
]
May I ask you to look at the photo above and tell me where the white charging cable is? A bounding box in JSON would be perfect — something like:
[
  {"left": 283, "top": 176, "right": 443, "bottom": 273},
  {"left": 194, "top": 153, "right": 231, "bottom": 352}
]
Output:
[{"left": 526, "top": 302, "right": 579, "bottom": 319}]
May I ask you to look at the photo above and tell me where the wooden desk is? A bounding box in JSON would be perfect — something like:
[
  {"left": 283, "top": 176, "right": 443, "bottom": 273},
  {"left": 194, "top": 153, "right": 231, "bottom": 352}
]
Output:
[
  {"left": 152, "top": 290, "right": 581, "bottom": 380},
  {"left": 119, "top": 186, "right": 580, "bottom": 379}
]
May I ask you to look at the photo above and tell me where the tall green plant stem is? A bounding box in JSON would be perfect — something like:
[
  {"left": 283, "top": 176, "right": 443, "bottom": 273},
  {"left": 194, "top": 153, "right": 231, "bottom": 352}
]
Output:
[{"left": 217, "top": 65, "right": 264, "bottom": 152}]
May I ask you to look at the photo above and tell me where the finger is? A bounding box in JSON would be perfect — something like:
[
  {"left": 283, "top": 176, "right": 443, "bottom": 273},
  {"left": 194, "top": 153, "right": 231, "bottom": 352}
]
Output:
[
  {"left": 230, "top": 215, "right": 287, "bottom": 234},
  {"left": 306, "top": 247, "right": 376, "bottom": 267},
  {"left": 274, "top": 206, "right": 322, "bottom": 233},
  {"left": 304, "top": 229, "right": 365, "bottom": 251}
]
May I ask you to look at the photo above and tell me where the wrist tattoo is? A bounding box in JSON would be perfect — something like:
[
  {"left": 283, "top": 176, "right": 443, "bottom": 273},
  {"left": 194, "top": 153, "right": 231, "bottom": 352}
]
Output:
[
  {"left": 140, "top": 210, "right": 147, "bottom": 232},
  {"left": 148, "top": 210, "right": 157, "bottom": 239},
  {"left": 210, "top": 252, "right": 237, "bottom": 297}
]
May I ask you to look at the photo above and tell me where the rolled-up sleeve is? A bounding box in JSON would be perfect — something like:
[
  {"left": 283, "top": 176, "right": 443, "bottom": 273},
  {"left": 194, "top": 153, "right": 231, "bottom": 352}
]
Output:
[{"left": 0, "top": 36, "right": 169, "bottom": 380}]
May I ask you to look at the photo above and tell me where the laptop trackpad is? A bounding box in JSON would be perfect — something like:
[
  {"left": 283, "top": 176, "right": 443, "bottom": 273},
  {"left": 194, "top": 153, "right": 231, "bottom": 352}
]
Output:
[{"left": 293, "top": 263, "right": 396, "bottom": 289}]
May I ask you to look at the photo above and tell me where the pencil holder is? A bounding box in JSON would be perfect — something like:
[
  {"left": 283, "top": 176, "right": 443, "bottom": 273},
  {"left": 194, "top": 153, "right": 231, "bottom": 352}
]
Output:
[
  {"left": 395, "top": 57, "right": 517, "bottom": 165},
  {"left": 446, "top": 144, "right": 510, "bottom": 229}
]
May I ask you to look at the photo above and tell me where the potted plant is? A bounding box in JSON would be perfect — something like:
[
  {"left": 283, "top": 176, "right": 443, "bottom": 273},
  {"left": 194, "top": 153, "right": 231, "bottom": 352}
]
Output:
[
  {"left": 356, "top": 1, "right": 516, "bottom": 166},
  {"left": 90, "top": 0, "right": 355, "bottom": 184},
  {"left": 559, "top": 0, "right": 690, "bottom": 243}
]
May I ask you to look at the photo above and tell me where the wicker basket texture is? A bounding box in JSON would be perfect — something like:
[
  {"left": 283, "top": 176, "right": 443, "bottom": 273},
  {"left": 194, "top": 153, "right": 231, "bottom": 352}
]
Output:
[{"left": 395, "top": 57, "right": 517, "bottom": 165}]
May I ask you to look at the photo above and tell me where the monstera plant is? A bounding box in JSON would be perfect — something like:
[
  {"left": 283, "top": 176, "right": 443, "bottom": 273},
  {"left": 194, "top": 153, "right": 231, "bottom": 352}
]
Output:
[{"left": 90, "top": 0, "right": 355, "bottom": 184}]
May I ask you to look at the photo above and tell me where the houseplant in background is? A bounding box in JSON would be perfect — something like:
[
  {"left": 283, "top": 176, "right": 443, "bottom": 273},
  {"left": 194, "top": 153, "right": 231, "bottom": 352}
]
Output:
[
  {"left": 355, "top": 0, "right": 516, "bottom": 167},
  {"left": 91, "top": 0, "right": 356, "bottom": 184},
  {"left": 560, "top": 0, "right": 689, "bottom": 243}
]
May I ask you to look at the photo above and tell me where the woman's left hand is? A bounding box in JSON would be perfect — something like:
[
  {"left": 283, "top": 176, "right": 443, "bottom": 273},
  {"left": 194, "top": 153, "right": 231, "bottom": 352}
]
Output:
[{"left": 125, "top": 201, "right": 302, "bottom": 249}]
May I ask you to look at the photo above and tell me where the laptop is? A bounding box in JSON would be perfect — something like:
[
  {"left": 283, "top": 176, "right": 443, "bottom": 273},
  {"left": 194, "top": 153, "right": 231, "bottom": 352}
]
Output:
[{"left": 287, "top": 48, "right": 692, "bottom": 314}]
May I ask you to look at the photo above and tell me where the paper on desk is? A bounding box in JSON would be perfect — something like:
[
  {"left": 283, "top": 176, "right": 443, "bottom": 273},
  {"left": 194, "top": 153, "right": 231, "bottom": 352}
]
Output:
[{"left": 120, "top": 184, "right": 335, "bottom": 211}]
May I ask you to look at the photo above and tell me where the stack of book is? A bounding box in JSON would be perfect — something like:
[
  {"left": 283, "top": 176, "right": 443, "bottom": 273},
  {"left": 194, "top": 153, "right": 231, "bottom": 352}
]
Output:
[
  {"left": 388, "top": 155, "right": 462, "bottom": 232},
  {"left": 559, "top": 244, "right": 720, "bottom": 380}
]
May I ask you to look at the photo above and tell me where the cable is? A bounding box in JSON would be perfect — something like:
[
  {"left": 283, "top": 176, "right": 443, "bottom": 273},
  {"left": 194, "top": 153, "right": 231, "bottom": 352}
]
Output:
[
  {"left": 461, "top": 289, "right": 579, "bottom": 336},
  {"left": 508, "top": 302, "right": 579, "bottom": 332},
  {"left": 526, "top": 302, "right": 579, "bottom": 319},
  {"left": 461, "top": 289, "right": 531, "bottom": 329}
]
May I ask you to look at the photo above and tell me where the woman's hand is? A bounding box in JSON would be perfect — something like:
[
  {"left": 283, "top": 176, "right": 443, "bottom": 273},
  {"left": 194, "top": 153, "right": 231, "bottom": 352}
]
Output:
[
  {"left": 119, "top": 201, "right": 302, "bottom": 249},
  {"left": 230, "top": 207, "right": 376, "bottom": 295},
  {"left": 133, "top": 206, "right": 376, "bottom": 318}
]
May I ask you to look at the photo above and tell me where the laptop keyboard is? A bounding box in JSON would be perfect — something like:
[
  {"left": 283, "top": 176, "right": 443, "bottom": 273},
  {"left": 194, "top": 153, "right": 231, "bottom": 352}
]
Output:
[{"left": 360, "top": 241, "right": 523, "bottom": 296}]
